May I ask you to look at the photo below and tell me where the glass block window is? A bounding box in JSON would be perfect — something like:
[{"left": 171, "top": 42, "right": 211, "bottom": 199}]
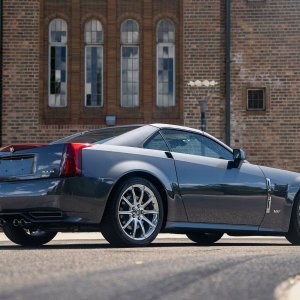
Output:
[
  {"left": 156, "top": 19, "right": 175, "bottom": 107},
  {"left": 247, "top": 89, "right": 265, "bottom": 110},
  {"left": 85, "top": 20, "right": 103, "bottom": 107},
  {"left": 121, "top": 20, "right": 139, "bottom": 108},
  {"left": 49, "top": 19, "right": 68, "bottom": 107}
]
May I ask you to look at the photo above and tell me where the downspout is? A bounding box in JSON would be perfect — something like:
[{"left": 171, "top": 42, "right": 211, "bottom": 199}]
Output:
[
  {"left": 225, "top": 0, "right": 231, "bottom": 146},
  {"left": 0, "top": 0, "right": 2, "bottom": 146}
]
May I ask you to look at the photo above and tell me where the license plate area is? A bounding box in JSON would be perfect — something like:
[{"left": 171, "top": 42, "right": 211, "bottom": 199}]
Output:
[{"left": 0, "top": 155, "right": 35, "bottom": 177}]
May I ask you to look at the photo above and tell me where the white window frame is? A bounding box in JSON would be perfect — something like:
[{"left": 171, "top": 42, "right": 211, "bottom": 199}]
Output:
[
  {"left": 48, "top": 19, "right": 68, "bottom": 108},
  {"left": 84, "top": 45, "right": 104, "bottom": 107},
  {"left": 84, "top": 20, "right": 104, "bottom": 107},
  {"left": 156, "top": 19, "right": 176, "bottom": 108},
  {"left": 156, "top": 43, "right": 176, "bottom": 107},
  {"left": 120, "top": 45, "right": 140, "bottom": 108},
  {"left": 120, "top": 19, "right": 140, "bottom": 108}
]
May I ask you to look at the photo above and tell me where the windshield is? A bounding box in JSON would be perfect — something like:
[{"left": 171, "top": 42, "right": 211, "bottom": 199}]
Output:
[{"left": 51, "top": 126, "right": 142, "bottom": 144}]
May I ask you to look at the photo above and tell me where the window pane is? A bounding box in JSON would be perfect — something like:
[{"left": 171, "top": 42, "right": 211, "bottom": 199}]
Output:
[
  {"left": 161, "top": 130, "right": 202, "bottom": 155},
  {"left": 49, "top": 19, "right": 67, "bottom": 44},
  {"left": 49, "top": 46, "right": 67, "bottom": 107},
  {"left": 85, "top": 46, "right": 103, "bottom": 106},
  {"left": 157, "top": 20, "right": 175, "bottom": 43},
  {"left": 247, "top": 89, "right": 265, "bottom": 110},
  {"left": 157, "top": 45, "right": 175, "bottom": 107},
  {"left": 161, "top": 129, "right": 232, "bottom": 160},
  {"left": 121, "top": 46, "right": 139, "bottom": 107},
  {"left": 85, "top": 20, "right": 103, "bottom": 44},
  {"left": 144, "top": 132, "right": 169, "bottom": 151},
  {"left": 121, "top": 20, "right": 139, "bottom": 44},
  {"left": 49, "top": 19, "right": 68, "bottom": 107}
]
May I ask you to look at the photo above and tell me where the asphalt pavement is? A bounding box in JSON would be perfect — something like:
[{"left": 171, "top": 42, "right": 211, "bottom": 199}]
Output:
[{"left": 0, "top": 234, "right": 299, "bottom": 300}]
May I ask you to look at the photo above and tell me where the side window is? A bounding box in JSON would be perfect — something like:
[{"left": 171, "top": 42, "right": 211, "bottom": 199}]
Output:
[
  {"left": 144, "top": 132, "right": 169, "bottom": 151},
  {"left": 161, "top": 129, "right": 232, "bottom": 160},
  {"left": 200, "top": 135, "right": 232, "bottom": 160}
]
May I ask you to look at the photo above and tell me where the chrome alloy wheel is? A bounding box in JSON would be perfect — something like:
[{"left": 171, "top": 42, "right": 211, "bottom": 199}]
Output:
[{"left": 117, "top": 184, "right": 159, "bottom": 241}]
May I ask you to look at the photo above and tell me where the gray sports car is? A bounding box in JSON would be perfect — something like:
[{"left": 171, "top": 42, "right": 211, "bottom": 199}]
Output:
[{"left": 0, "top": 124, "right": 300, "bottom": 247}]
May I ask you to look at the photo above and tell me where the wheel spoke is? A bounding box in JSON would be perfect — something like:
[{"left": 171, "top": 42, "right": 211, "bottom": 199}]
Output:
[
  {"left": 139, "top": 220, "right": 146, "bottom": 238},
  {"left": 138, "top": 186, "right": 145, "bottom": 204},
  {"left": 132, "top": 219, "right": 138, "bottom": 238},
  {"left": 143, "top": 210, "right": 158, "bottom": 215},
  {"left": 122, "top": 217, "right": 133, "bottom": 229},
  {"left": 118, "top": 211, "right": 132, "bottom": 215},
  {"left": 142, "top": 198, "right": 153, "bottom": 209},
  {"left": 122, "top": 197, "right": 133, "bottom": 208},
  {"left": 132, "top": 188, "right": 137, "bottom": 206},
  {"left": 141, "top": 215, "right": 155, "bottom": 228}
]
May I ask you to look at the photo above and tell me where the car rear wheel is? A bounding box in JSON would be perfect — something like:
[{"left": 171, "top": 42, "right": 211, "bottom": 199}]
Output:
[
  {"left": 286, "top": 196, "right": 300, "bottom": 245},
  {"left": 3, "top": 225, "right": 57, "bottom": 246},
  {"left": 186, "top": 232, "right": 223, "bottom": 245},
  {"left": 101, "top": 177, "right": 164, "bottom": 247}
]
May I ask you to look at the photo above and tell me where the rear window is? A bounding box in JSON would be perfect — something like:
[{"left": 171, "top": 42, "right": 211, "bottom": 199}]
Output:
[{"left": 51, "top": 126, "right": 141, "bottom": 144}]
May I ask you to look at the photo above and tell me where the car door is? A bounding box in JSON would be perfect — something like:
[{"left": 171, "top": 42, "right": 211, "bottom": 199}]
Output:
[{"left": 160, "top": 129, "right": 268, "bottom": 226}]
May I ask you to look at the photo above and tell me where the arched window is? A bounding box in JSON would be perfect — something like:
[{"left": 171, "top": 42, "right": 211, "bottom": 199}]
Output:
[
  {"left": 84, "top": 20, "right": 104, "bottom": 107},
  {"left": 49, "top": 19, "right": 68, "bottom": 107},
  {"left": 156, "top": 19, "right": 175, "bottom": 107},
  {"left": 120, "top": 20, "right": 139, "bottom": 107}
]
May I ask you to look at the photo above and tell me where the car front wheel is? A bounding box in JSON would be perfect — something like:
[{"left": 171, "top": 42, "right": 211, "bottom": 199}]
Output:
[
  {"left": 286, "top": 196, "right": 300, "bottom": 245},
  {"left": 3, "top": 225, "right": 57, "bottom": 246},
  {"left": 101, "top": 177, "right": 164, "bottom": 247},
  {"left": 186, "top": 232, "right": 223, "bottom": 245}
]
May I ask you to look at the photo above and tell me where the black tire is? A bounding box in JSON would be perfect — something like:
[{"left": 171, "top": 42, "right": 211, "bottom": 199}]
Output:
[
  {"left": 3, "top": 225, "right": 57, "bottom": 246},
  {"left": 186, "top": 232, "right": 223, "bottom": 245},
  {"left": 101, "top": 177, "right": 164, "bottom": 247},
  {"left": 286, "top": 196, "right": 300, "bottom": 245}
]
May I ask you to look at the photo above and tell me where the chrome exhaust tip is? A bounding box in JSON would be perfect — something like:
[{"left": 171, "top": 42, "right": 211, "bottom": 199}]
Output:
[
  {"left": 0, "top": 218, "right": 6, "bottom": 226},
  {"left": 13, "top": 219, "right": 20, "bottom": 227},
  {"left": 20, "top": 219, "right": 30, "bottom": 227}
]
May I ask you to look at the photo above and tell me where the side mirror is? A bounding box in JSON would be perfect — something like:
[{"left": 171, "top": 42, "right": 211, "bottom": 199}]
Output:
[{"left": 233, "top": 149, "right": 246, "bottom": 167}]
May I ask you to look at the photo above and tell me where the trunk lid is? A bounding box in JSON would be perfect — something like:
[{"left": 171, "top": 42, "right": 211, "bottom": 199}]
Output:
[{"left": 0, "top": 144, "right": 65, "bottom": 181}]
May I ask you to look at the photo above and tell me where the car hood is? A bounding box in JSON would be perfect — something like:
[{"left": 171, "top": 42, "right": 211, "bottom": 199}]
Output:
[{"left": 259, "top": 165, "right": 300, "bottom": 184}]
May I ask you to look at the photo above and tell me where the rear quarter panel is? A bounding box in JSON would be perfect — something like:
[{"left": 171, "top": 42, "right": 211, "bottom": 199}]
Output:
[{"left": 82, "top": 145, "right": 187, "bottom": 222}]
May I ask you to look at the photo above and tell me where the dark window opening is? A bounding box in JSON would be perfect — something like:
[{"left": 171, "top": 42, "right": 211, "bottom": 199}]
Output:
[{"left": 247, "top": 89, "right": 265, "bottom": 111}]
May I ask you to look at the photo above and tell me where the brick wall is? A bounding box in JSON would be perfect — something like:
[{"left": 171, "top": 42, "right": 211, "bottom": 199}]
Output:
[
  {"left": 2, "top": 0, "right": 182, "bottom": 145},
  {"left": 231, "top": 0, "right": 300, "bottom": 171},
  {"left": 183, "top": 0, "right": 224, "bottom": 141},
  {"left": 2, "top": 0, "right": 93, "bottom": 145},
  {"left": 2, "top": 0, "right": 300, "bottom": 172}
]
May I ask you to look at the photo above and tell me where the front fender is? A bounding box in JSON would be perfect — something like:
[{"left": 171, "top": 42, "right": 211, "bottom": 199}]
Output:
[{"left": 259, "top": 166, "right": 300, "bottom": 232}]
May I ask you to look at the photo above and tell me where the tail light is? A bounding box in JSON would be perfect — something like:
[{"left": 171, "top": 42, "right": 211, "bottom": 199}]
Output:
[{"left": 60, "top": 143, "right": 91, "bottom": 177}]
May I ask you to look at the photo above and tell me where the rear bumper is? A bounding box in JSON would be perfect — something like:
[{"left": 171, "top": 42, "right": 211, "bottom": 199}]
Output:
[{"left": 0, "top": 177, "right": 110, "bottom": 225}]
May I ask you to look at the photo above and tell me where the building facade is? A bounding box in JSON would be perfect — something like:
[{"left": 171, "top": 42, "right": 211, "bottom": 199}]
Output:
[{"left": 1, "top": 0, "right": 300, "bottom": 172}]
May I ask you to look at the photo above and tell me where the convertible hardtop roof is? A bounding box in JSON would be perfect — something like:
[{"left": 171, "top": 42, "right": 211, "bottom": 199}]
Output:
[
  {"left": 150, "top": 123, "right": 204, "bottom": 134},
  {"left": 52, "top": 123, "right": 232, "bottom": 152}
]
